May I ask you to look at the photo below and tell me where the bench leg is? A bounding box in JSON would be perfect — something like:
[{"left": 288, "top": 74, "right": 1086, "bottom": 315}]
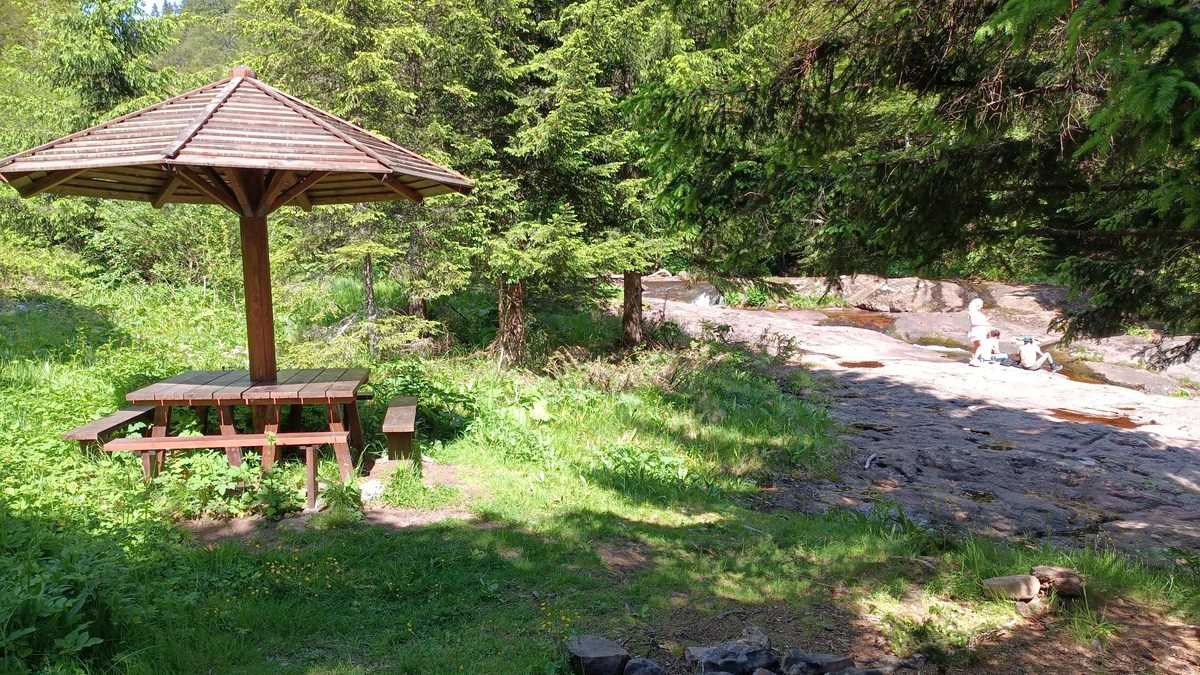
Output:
[
  {"left": 260, "top": 406, "right": 282, "bottom": 472},
  {"left": 386, "top": 432, "right": 412, "bottom": 461},
  {"left": 305, "top": 445, "right": 318, "bottom": 510},
  {"left": 218, "top": 406, "right": 242, "bottom": 467},
  {"left": 345, "top": 402, "right": 363, "bottom": 450},
  {"left": 327, "top": 405, "right": 354, "bottom": 482},
  {"left": 140, "top": 451, "right": 156, "bottom": 480},
  {"left": 150, "top": 406, "right": 171, "bottom": 475}
]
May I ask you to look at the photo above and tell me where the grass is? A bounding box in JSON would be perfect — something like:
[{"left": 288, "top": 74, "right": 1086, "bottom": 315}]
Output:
[{"left": 2, "top": 236, "right": 1200, "bottom": 673}]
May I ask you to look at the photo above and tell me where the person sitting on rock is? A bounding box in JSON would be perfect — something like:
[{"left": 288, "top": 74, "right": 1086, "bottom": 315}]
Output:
[
  {"left": 1019, "top": 336, "right": 1062, "bottom": 372},
  {"left": 966, "top": 299, "right": 992, "bottom": 366},
  {"left": 974, "top": 329, "right": 1011, "bottom": 365}
]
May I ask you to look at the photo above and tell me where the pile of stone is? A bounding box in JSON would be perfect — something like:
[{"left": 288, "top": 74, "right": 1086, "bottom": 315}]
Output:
[
  {"left": 566, "top": 627, "right": 925, "bottom": 675},
  {"left": 981, "top": 565, "right": 1086, "bottom": 618}
]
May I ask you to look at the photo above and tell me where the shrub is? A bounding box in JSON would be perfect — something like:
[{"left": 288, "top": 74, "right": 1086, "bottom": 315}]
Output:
[{"left": 0, "top": 509, "right": 139, "bottom": 672}]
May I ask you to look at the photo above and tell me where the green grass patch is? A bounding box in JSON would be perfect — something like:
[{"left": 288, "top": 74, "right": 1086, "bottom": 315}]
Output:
[{"left": 1, "top": 236, "right": 1198, "bottom": 673}]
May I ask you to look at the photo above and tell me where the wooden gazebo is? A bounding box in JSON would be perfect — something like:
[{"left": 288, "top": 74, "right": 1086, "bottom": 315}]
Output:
[{"left": 0, "top": 66, "right": 473, "bottom": 383}]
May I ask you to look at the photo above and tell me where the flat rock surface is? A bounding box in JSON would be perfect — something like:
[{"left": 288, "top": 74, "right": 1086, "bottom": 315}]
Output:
[{"left": 646, "top": 296, "right": 1200, "bottom": 555}]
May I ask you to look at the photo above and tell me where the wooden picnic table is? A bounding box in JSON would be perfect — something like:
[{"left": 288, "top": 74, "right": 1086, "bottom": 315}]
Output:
[{"left": 124, "top": 367, "right": 369, "bottom": 480}]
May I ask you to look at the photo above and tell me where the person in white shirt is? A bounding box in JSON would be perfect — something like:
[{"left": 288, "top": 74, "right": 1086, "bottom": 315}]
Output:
[
  {"left": 1018, "top": 336, "right": 1061, "bottom": 371},
  {"left": 974, "top": 329, "right": 1010, "bottom": 364},
  {"left": 966, "top": 298, "right": 991, "bottom": 365}
]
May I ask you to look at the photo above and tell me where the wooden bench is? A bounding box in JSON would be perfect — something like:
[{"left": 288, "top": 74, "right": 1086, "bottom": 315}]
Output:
[
  {"left": 382, "top": 396, "right": 417, "bottom": 460},
  {"left": 105, "top": 431, "right": 348, "bottom": 509},
  {"left": 63, "top": 405, "right": 155, "bottom": 449}
]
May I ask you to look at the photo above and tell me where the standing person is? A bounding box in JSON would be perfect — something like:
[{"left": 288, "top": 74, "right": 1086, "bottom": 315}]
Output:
[
  {"left": 966, "top": 298, "right": 991, "bottom": 366},
  {"left": 1019, "top": 337, "right": 1062, "bottom": 372}
]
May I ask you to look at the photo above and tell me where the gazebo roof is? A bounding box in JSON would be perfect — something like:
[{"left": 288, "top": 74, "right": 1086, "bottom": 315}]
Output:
[{"left": 0, "top": 66, "right": 472, "bottom": 213}]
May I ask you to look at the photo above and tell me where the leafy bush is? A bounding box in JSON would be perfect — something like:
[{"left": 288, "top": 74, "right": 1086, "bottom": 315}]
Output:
[
  {"left": 463, "top": 407, "right": 554, "bottom": 465},
  {"left": 154, "top": 454, "right": 259, "bottom": 519},
  {"left": 309, "top": 480, "right": 363, "bottom": 530},
  {"left": 593, "top": 442, "right": 717, "bottom": 501},
  {"left": 0, "top": 509, "right": 139, "bottom": 672}
]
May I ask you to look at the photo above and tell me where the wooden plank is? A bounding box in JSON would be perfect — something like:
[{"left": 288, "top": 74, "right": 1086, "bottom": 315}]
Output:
[
  {"left": 63, "top": 405, "right": 155, "bottom": 441},
  {"left": 324, "top": 368, "right": 370, "bottom": 402},
  {"left": 174, "top": 166, "right": 241, "bottom": 213},
  {"left": 0, "top": 78, "right": 227, "bottom": 170},
  {"left": 152, "top": 172, "right": 183, "bottom": 208},
  {"left": 223, "top": 167, "right": 253, "bottom": 215},
  {"left": 104, "top": 431, "right": 348, "bottom": 452},
  {"left": 17, "top": 170, "right": 85, "bottom": 197},
  {"left": 296, "top": 368, "right": 347, "bottom": 402},
  {"left": 382, "top": 396, "right": 417, "bottom": 433},
  {"left": 202, "top": 166, "right": 246, "bottom": 215},
  {"left": 210, "top": 371, "right": 255, "bottom": 402},
  {"left": 267, "top": 171, "right": 328, "bottom": 213},
  {"left": 175, "top": 370, "right": 246, "bottom": 403},
  {"left": 257, "top": 170, "right": 293, "bottom": 215},
  {"left": 147, "top": 371, "right": 227, "bottom": 403},
  {"left": 125, "top": 371, "right": 202, "bottom": 403},
  {"left": 164, "top": 76, "right": 241, "bottom": 158},
  {"left": 243, "top": 368, "right": 320, "bottom": 402}
]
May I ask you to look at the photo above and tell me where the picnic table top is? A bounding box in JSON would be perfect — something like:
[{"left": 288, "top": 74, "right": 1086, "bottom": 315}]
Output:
[{"left": 125, "top": 368, "right": 369, "bottom": 406}]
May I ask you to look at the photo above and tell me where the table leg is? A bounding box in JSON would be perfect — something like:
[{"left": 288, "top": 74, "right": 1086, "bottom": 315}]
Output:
[
  {"left": 305, "top": 445, "right": 318, "bottom": 510},
  {"left": 150, "top": 406, "right": 171, "bottom": 476},
  {"left": 218, "top": 406, "right": 242, "bottom": 467},
  {"left": 192, "top": 405, "right": 211, "bottom": 435},
  {"left": 286, "top": 404, "right": 304, "bottom": 432},
  {"left": 345, "top": 401, "right": 363, "bottom": 450},
  {"left": 260, "top": 406, "right": 282, "bottom": 471},
  {"left": 327, "top": 404, "right": 354, "bottom": 482}
]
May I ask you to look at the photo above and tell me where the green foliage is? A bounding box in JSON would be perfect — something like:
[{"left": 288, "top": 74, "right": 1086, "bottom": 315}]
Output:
[
  {"left": 0, "top": 509, "right": 136, "bottom": 671},
  {"left": 155, "top": 453, "right": 259, "bottom": 518},
  {"left": 35, "top": 0, "right": 176, "bottom": 117},
  {"left": 379, "top": 464, "right": 458, "bottom": 510}
]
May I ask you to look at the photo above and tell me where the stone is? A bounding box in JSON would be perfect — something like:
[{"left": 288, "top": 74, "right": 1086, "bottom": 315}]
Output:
[
  {"left": 752, "top": 670, "right": 776, "bottom": 675},
  {"left": 1030, "top": 565, "right": 1085, "bottom": 598},
  {"left": 1015, "top": 597, "right": 1051, "bottom": 619},
  {"left": 782, "top": 649, "right": 855, "bottom": 674},
  {"left": 622, "top": 657, "right": 666, "bottom": 675},
  {"left": 981, "top": 574, "right": 1041, "bottom": 601},
  {"left": 685, "top": 638, "right": 780, "bottom": 675},
  {"left": 566, "top": 635, "right": 629, "bottom": 675},
  {"left": 741, "top": 625, "right": 771, "bottom": 650}
]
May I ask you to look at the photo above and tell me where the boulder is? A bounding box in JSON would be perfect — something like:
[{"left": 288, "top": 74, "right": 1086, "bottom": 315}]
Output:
[
  {"left": 1030, "top": 565, "right": 1085, "bottom": 598},
  {"left": 1015, "top": 597, "right": 1051, "bottom": 619},
  {"left": 782, "top": 650, "right": 855, "bottom": 674},
  {"left": 566, "top": 635, "right": 629, "bottom": 675},
  {"left": 623, "top": 657, "right": 667, "bottom": 675},
  {"left": 981, "top": 574, "right": 1041, "bottom": 601},
  {"left": 685, "top": 639, "right": 779, "bottom": 675}
]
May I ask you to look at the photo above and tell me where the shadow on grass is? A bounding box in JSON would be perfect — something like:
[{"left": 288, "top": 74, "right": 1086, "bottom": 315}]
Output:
[{"left": 0, "top": 293, "right": 125, "bottom": 363}]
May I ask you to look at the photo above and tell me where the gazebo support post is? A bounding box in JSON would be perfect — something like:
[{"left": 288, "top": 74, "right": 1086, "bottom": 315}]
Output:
[{"left": 239, "top": 213, "right": 278, "bottom": 383}]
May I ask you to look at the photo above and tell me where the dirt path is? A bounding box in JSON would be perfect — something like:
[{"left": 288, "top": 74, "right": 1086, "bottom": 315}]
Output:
[{"left": 647, "top": 297, "right": 1200, "bottom": 555}]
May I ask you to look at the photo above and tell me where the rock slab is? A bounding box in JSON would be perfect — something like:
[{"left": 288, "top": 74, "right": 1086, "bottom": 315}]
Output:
[
  {"left": 685, "top": 641, "right": 779, "bottom": 675},
  {"left": 1031, "top": 565, "right": 1085, "bottom": 598},
  {"left": 567, "top": 635, "right": 629, "bottom": 675},
  {"left": 782, "top": 649, "right": 856, "bottom": 674},
  {"left": 622, "top": 657, "right": 666, "bottom": 675},
  {"left": 982, "top": 574, "right": 1041, "bottom": 601}
]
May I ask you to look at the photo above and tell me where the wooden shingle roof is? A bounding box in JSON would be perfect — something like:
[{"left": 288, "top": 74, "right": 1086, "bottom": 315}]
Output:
[{"left": 0, "top": 66, "right": 472, "bottom": 212}]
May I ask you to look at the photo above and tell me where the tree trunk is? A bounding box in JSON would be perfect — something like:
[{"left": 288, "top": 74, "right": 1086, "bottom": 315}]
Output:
[
  {"left": 408, "top": 297, "right": 428, "bottom": 319},
  {"left": 622, "top": 270, "right": 643, "bottom": 346},
  {"left": 363, "top": 252, "right": 378, "bottom": 356},
  {"left": 494, "top": 278, "right": 527, "bottom": 366}
]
